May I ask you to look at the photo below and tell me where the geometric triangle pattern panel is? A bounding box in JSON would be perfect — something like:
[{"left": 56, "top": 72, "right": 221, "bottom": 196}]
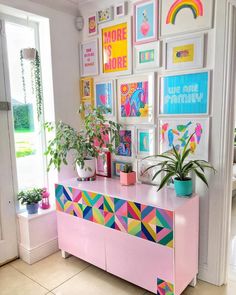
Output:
[
  {"left": 156, "top": 227, "right": 174, "bottom": 248},
  {"left": 156, "top": 209, "right": 173, "bottom": 230},
  {"left": 141, "top": 222, "right": 156, "bottom": 242},
  {"left": 157, "top": 278, "right": 174, "bottom": 295},
  {"left": 56, "top": 185, "right": 174, "bottom": 248},
  {"left": 55, "top": 184, "right": 66, "bottom": 212}
]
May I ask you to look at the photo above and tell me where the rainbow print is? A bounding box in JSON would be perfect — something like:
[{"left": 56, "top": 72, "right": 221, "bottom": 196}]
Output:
[{"left": 166, "top": 0, "right": 203, "bottom": 25}]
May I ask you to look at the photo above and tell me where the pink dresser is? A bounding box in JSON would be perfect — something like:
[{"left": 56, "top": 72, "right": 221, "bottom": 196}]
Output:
[{"left": 55, "top": 177, "right": 199, "bottom": 295}]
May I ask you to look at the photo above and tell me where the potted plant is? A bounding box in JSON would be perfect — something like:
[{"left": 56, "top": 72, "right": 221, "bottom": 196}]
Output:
[
  {"left": 45, "top": 106, "right": 121, "bottom": 179},
  {"left": 17, "top": 188, "right": 43, "bottom": 214},
  {"left": 120, "top": 164, "right": 136, "bottom": 186},
  {"left": 144, "top": 134, "right": 215, "bottom": 197}
]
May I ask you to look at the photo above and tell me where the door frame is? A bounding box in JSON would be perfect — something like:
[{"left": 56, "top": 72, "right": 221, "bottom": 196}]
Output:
[
  {"left": 219, "top": 0, "right": 236, "bottom": 284},
  {"left": 206, "top": 0, "right": 236, "bottom": 285}
]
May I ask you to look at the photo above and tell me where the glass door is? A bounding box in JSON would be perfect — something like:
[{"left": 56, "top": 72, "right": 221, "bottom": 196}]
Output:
[
  {"left": 0, "top": 15, "right": 48, "bottom": 264},
  {"left": 5, "top": 20, "right": 47, "bottom": 201},
  {"left": 0, "top": 19, "right": 18, "bottom": 265}
]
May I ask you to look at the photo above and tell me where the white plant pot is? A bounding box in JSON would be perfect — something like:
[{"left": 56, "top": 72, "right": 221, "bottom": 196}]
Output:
[
  {"left": 76, "top": 158, "right": 96, "bottom": 179},
  {"left": 22, "top": 48, "right": 36, "bottom": 60}
]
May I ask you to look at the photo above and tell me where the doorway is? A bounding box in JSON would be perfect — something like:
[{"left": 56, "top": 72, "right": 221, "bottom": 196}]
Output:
[{"left": 0, "top": 15, "right": 48, "bottom": 264}]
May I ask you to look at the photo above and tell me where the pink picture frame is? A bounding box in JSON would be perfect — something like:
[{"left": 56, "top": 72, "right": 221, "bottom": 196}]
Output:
[{"left": 133, "top": 0, "right": 158, "bottom": 45}]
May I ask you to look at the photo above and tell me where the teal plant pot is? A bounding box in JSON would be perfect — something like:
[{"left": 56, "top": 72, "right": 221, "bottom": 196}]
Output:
[{"left": 174, "top": 178, "right": 193, "bottom": 197}]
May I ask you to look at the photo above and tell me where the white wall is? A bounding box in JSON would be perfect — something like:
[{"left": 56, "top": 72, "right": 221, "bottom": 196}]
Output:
[
  {"left": 0, "top": 0, "right": 81, "bottom": 180},
  {"left": 78, "top": 0, "right": 227, "bottom": 285}
]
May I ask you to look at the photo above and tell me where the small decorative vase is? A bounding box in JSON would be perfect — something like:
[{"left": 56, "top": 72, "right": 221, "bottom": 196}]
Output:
[
  {"left": 120, "top": 171, "right": 136, "bottom": 186},
  {"left": 174, "top": 178, "right": 193, "bottom": 197},
  {"left": 22, "top": 48, "right": 36, "bottom": 60},
  {"left": 26, "top": 203, "right": 39, "bottom": 214},
  {"left": 76, "top": 158, "right": 96, "bottom": 179}
]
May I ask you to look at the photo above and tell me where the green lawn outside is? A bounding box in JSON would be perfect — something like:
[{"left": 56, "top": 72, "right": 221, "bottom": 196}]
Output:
[
  {"left": 14, "top": 131, "right": 36, "bottom": 158},
  {"left": 15, "top": 128, "right": 34, "bottom": 134}
]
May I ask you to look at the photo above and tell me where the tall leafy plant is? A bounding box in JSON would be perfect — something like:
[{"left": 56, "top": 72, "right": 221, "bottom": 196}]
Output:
[
  {"left": 144, "top": 134, "right": 216, "bottom": 191},
  {"left": 45, "top": 107, "right": 121, "bottom": 171}
]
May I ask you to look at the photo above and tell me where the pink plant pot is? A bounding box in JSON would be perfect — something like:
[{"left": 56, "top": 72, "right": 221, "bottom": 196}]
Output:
[{"left": 120, "top": 171, "right": 136, "bottom": 186}]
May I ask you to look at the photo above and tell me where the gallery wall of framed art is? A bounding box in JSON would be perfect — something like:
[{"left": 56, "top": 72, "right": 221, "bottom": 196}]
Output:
[{"left": 79, "top": 0, "right": 213, "bottom": 184}]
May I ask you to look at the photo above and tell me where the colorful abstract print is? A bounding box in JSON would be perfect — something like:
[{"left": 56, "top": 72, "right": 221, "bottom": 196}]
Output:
[
  {"left": 117, "top": 130, "right": 132, "bottom": 157},
  {"left": 56, "top": 184, "right": 174, "bottom": 248},
  {"left": 120, "top": 81, "right": 149, "bottom": 118},
  {"left": 157, "top": 278, "right": 174, "bottom": 295}
]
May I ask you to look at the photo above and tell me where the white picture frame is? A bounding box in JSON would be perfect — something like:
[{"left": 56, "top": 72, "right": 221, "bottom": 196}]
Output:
[
  {"left": 159, "top": 70, "right": 210, "bottom": 116},
  {"left": 99, "top": 17, "right": 132, "bottom": 77},
  {"left": 161, "top": 0, "right": 213, "bottom": 37},
  {"left": 117, "top": 72, "right": 155, "bottom": 124},
  {"left": 134, "top": 41, "right": 161, "bottom": 72},
  {"left": 115, "top": 126, "right": 136, "bottom": 161},
  {"left": 94, "top": 78, "right": 116, "bottom": 119},
  {"left": 80, "top": 39, "right": 99, "bottom": 77},
  {"left": 165, "top": 34, "right": 204, "bottom": 71},
  {"left": 136, "top": 127, "right": 155, "bottom": 157},
  {"left": 97, "top": 6, "right": 114, "bottom": 24},
  {"left": 114, "top": 2, "right": 128, "bottom": 18},
  {"left": 87, "top": 14, "right": 98, "bottom": 37},
  {"left": 159, "top": 118, "right": 210, "bottom": 161}
]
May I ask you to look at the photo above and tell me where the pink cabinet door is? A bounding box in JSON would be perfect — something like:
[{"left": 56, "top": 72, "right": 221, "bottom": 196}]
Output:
[
  {"left": 105, "top": 228, "right": 174, "bottom": 294},
  {"left": 57, "top": 212, "right": 106, "bottom": 270}
]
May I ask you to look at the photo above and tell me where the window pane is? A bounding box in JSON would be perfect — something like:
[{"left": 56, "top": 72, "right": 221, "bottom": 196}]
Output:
[{"left": 5, "top": 22, "right": 46, "bottom": 197}]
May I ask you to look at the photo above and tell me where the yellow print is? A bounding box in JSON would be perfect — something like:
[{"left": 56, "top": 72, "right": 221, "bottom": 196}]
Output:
[{"left": 173, "top": 44, "right": 194, "bottom": 64}]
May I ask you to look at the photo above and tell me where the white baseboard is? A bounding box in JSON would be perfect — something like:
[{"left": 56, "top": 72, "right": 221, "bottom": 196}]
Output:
[{"left": 19, "top": 237, "right": 59, "bottom": 264}]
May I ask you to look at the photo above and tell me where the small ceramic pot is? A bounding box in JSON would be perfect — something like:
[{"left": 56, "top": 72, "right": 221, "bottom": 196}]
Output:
[
  {"left": 76, "top": 158, "right": 96, "bottom": 179},
  {"left": 26, "top": 203, "right": 39, "bottom": 214},
  {"left": 174, "top": 178, "right": 193, "bottom": 197},
  {"left": 120, "top": 171, "right": 136, "bottom": 186}
]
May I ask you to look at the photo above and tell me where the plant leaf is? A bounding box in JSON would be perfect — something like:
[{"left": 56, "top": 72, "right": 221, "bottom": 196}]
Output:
[
  {"left": 193, "top": 169, "right": 209, "bottom": 187},
  {"left": 157, "top": 172, "right": 175, "bottom": 192}
]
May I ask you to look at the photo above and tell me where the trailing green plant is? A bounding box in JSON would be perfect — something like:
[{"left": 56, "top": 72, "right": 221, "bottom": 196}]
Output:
[
  {"left": 144, "top": 134, "right": 216, "bottom": 192},
  {"left": 33, "top": 50, "right": 43, "bottom": 121},
  {"left": 121, "top": 164, "right": 133, "bottom": 173},
  {"left": 20, "top": 49, "right": 43, "bottom": 121},
  {"left": 44, "top": 106, "right": 121, "bottom": 171},
  {"left": 17, "top": 188, "right": 43, "bottom": 205},
  {"left": 20, "top": 50, "right": 27, "bottom": 104}
]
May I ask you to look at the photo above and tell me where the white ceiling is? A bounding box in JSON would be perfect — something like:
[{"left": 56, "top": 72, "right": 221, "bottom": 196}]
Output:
[{"left": 29, "top": 0, "right": 92, "bottom": 15}]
